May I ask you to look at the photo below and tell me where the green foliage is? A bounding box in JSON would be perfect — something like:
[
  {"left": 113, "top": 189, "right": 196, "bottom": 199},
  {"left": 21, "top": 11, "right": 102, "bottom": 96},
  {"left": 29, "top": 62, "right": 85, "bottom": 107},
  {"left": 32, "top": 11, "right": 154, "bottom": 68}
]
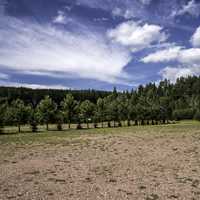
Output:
[
  {"left": 37, "top": 96, "right": 57, "bottom": 130},
  {"left": 61, "top": 93, "right": 77, "bottom": 128},
  {"left": 29, "top": 108, "right": 40, "bottom": 133},
  {"left": 5, "top": 99, "right": 31, "bottom": 132},
  {"left": 80, "top": 100, "right": 95, "bottom": 128},
  {"left": 173, "top": 109, "right": 194, "bottom": 121},
  {"left": 96, "top": 98, "right": 106, "bottom": 127},
  {"left": 0, "top": 98, "right": 7, "bottom": 133},
  {"left": 55, "top": 110, "right": 64, "bottom": 131},
  {"left": 1, "top": 76, "right": 200, "bottom": 133}
]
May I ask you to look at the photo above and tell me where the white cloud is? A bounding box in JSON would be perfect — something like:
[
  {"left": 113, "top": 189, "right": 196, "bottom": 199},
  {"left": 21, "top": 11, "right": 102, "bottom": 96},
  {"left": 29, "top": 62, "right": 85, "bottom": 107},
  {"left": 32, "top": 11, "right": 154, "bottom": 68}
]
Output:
[
  {"left": 53, "top": 11, "right": 67, "bottom": 24},
  {"left": 0, "top": 72, "right": 9, "bottom": 80},
  {"left": 107, "top": 21, "right": 167, "bottom": 52},
  {"left": 0, "top": 16, "right": 132, "bottom": 85},
  {"left": 142, "top": 44, "right": 200, "bottom": 82},
  {"left": 0, "top": 80, "right": 69, "bottom": 89},
  {"left": 179, "top": 48, "right": 200, "bottom": 64},
  {"left": 142, "top": 47, "right": 200, "bottom": 65},
  {"left": 191, "top": 26, "right": 200, "bottom": 47},
  {"left": 160, "top": 65, "right": 200, "bottom": 83},
  {"left": 171, "top": 0, "right": 200, "bottom": 18},
  {"left": 142, "top": 46, "right": 183, "bottom": 63}
]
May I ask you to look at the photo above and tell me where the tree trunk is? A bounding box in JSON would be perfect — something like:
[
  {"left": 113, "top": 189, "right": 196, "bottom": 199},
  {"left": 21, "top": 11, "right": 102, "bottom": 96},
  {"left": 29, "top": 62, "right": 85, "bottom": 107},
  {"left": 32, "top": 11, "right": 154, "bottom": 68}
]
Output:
[
  {"left": 77, "top": 123, "right": 82, "bottom": 129},
  {"left": 18, "top": 124, "right": 21, "bottom": 133},
  {"left": 46, "top": 123, "right": 49, "bottom": 131},
  {"left": 135, "top": 120, "right": 138, "bottom": 126},
  {"left": 127, "top": 120, "right": 131, "bottom": 126},
  {"left": 114, "top": 120, "right": 116, "bottom": 127},
  {"left": 152, "top": 120, "right": 154, "bottom": 125},
  {"left": 107, "top": 121, "right": 111, "bottom": 128},
  {"left": 141, "top": 119, "right": 145, "bottom": 126},
  {"left": 87, "top": 122, "right": 89, "bottom": 129},
  {"left": 68, "top": 121, "right": 71, "bottom": 129},
  {"left": 57, "top": 123, "right": 62, "bottom": 131},
  {"left": 101, "top": 121, "right": 104, "bottom": 128},
  {"left": 0, "top": 125, "right": 3, "bottom": 134}
]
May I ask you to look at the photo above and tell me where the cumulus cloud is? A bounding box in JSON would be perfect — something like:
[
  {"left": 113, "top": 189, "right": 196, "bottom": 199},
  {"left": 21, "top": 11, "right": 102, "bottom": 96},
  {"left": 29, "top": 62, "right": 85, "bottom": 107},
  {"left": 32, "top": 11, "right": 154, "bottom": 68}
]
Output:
[
  {"left": 142, "top": 46, "right": 182, "bottom": 63},
  {"left": 0, "top": 16, "right": 132, "bottom": 85},
  {"left": 142, "top": 25, "right": 200, "bottom": 82},
  {"left": 142, "top": 44, "right": 200, "bottom": 82},
  {"left": 142, "top": 47, "right": 200, "bottom": 65},
  {"left": 107, "top": 21, "right": 167, "bottom": 52},
  {"left": 171, "top": 0, "right": 200, "bottom": 18},
  {"left": 191, "top": 26, "right": 200, "bottom": 47},
  {"left": 160, "top": 66, "right": 200, "bottom": 83}
]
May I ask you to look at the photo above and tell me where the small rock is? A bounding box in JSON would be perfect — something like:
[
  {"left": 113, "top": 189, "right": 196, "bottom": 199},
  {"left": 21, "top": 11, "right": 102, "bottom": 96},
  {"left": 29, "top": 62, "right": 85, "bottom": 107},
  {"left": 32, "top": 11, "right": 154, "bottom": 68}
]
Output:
[
  {"left": 108, "top": 178, "right": 117, "bottom": 183},
  {"left": 146, "top": 194, "right": 159, "bottom": 200},
  {"left": 139, "top": 185, "right": 146, "bottom": 190}
]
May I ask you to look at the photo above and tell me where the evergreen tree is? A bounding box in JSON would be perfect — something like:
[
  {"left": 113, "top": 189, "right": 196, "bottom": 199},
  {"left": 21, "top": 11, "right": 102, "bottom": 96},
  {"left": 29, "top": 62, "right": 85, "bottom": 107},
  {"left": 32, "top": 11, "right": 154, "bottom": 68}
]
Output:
[
  {"left": 29, "top": 107, "right": 40, "bottom": 133},
  {"left": 0, "top": 98, "right": 7, "bottom": 134},
  {"left": 80, "top": 100, "right": 95, "bottom": 129},
  {"left": 37, "top": 96, "right": 57, "bottom": 131},
  {"left": 6, "top": 99, "right": 31, "bottom": 133},
  {"left": 61, "top": 94, "right": 77, "bottom": 129},
  {"left": 96, "top": 98, "right": 106, "bottom": 128}
]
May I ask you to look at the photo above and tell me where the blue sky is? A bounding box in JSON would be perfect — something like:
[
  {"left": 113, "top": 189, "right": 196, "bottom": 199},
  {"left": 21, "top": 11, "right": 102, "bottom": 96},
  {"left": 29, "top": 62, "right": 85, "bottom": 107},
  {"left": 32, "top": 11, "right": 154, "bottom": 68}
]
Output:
[{"left": 1, "top": 0, "right": 200, "bottom": 90}]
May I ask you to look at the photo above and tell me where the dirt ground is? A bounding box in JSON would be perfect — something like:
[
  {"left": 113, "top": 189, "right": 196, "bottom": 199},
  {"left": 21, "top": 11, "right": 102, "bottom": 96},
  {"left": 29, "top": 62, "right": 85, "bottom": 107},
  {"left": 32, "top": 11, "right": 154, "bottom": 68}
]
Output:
[{"left": 1, "top": 126, "right": 200, "bottom": 200}]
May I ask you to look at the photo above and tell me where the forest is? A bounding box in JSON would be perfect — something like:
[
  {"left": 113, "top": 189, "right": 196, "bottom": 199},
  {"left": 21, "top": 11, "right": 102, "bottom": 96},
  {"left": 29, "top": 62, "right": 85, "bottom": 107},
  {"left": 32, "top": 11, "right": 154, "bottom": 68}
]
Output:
[{"left": 0, "top": 76, "right": 200, "bottom": 133}]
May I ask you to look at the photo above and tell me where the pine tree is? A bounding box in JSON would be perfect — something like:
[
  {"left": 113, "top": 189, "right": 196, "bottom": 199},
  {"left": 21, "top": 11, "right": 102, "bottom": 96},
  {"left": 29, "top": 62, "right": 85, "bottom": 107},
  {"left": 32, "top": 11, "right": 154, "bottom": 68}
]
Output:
[
  {"left": 61, "top": 94, "right": 77, "bottom": 129},
  {"left": 37, "top": 96, "right": 57, "bottom": 131}
]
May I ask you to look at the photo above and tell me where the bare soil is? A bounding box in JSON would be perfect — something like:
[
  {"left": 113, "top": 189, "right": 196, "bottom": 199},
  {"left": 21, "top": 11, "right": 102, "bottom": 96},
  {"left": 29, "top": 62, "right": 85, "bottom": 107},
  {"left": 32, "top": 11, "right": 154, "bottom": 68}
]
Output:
[{"left": 1, "top": 128, "right": 200, "bottom": 200}]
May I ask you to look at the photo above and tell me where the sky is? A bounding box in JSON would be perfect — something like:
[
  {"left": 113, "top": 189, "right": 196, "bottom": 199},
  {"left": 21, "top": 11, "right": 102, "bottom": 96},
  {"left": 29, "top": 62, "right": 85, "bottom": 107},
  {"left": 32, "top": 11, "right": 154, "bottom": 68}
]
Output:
[{"left": 0, "top": 0, "right": 200, "bottom": 90}]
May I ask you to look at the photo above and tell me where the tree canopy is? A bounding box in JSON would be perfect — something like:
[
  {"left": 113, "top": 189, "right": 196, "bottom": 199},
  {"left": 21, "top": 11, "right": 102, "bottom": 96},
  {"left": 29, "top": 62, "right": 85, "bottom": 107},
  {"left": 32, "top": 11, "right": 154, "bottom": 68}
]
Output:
[{"left": 1, "top": 76, "right": 200, "bottom": 133}]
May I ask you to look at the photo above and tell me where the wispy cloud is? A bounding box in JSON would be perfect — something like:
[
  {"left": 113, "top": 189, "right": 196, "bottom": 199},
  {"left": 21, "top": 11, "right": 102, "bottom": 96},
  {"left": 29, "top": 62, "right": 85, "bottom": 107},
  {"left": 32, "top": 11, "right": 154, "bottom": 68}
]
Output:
[
  {"left": 0, "top": 80, "right": 69, "bottom": 89},
  {"left": 0, "top": 16, "right": 132, "bottom": 85},
  {"left": 171, "top": 0, "right": 200, "bottom": 18}
]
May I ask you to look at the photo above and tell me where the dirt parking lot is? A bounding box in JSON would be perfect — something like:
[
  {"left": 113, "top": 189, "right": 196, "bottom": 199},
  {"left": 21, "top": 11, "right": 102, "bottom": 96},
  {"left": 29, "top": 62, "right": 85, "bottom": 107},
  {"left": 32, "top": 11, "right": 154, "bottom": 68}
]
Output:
[{"left": 0, "top": 123, "right": 200, "bottom": 200}]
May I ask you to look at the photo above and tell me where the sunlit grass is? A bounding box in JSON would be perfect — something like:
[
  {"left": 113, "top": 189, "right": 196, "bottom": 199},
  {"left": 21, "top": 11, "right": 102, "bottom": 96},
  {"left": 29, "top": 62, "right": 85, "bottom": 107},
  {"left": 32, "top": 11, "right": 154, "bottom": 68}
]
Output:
[{"left": 0, "top": 120, "right": 200, "bottom": 146}]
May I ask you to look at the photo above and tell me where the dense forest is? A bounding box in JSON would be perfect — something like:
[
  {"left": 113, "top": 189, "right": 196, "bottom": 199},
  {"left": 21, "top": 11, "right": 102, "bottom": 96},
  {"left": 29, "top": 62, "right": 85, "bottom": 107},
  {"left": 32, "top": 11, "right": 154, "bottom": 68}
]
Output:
[{"left": 0, "top": 76, "right": 200, "bottom": 133}]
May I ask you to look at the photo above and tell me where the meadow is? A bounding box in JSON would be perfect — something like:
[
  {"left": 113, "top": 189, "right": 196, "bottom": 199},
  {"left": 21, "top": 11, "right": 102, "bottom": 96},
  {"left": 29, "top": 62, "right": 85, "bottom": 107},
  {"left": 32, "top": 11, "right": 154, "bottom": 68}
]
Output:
[{"left": 0, "top": 120, "right": 200, "bottom": 199}]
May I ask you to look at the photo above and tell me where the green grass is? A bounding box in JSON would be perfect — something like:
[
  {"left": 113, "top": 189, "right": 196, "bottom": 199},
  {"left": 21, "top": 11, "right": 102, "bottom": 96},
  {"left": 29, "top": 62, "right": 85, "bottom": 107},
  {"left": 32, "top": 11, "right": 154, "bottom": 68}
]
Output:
[{"left": 0, "top": 120, "right": 200, "bottom": 146}]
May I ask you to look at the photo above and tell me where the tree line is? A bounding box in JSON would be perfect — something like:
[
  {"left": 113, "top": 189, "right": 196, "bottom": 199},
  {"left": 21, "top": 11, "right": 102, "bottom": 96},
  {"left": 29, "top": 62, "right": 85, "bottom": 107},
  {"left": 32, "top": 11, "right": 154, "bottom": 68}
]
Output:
[{"left": 0, "top": 76, "right": 200, "bottom": 133}]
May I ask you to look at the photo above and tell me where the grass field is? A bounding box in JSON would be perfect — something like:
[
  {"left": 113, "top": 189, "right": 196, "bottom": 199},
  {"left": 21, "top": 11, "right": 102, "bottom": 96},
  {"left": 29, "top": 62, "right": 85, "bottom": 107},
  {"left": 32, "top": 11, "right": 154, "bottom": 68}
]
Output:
[{"left": 0, "top": 120, "right": 200, "bottom": 199}]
